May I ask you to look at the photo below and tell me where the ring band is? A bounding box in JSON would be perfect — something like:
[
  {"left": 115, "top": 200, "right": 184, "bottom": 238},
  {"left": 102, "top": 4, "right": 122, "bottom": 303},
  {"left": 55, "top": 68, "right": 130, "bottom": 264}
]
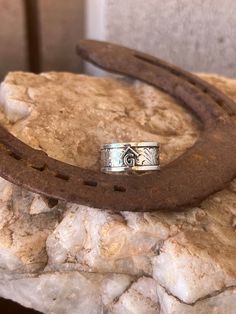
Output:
[{"left": 101, "top": 142, "right": 160, "bottom": 173}]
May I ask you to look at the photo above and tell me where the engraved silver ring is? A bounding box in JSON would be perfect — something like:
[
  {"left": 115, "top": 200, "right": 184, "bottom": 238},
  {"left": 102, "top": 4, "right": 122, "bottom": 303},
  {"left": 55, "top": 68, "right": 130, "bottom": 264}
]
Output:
[{"left": 101, "top": 142, "right": 160, "bottom": 173}]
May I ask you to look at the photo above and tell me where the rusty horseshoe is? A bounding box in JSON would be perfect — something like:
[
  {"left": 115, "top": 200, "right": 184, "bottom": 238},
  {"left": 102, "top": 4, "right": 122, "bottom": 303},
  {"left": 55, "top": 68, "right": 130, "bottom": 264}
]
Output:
[{"left": 0, "top": 39, "right": 236, "bottom": 212}]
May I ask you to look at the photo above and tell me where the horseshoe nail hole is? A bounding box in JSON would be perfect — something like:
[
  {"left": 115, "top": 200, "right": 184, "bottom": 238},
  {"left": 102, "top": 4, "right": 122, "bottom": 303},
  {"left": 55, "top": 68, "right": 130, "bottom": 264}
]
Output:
[
  {"left": 83, "top": 180, "right": 97, "bottom": 187},
  {"left": 9, "top": 152, "right": 22, "bottom": 160},
  {"left": 216, "top": 98, "right": 224, "bottom": 106},
  {"left": 170, "top": 69, "right": 180, "bottom": 77},
  {"left": 114, "top": 185, "right": 126, "bottom": 192},
  {"left": 55, "top": 173, "right": 70, "bottom": 181},
  {"left": 31, "top": 164, "right": 47, "bottom": 172}
]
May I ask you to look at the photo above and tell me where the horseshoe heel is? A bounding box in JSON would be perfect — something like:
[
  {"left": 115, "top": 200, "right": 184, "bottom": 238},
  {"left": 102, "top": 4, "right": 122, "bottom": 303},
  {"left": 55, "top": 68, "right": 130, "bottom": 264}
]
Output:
[{"left": 0, "top": 39, "right": 235, "bottom": 212}]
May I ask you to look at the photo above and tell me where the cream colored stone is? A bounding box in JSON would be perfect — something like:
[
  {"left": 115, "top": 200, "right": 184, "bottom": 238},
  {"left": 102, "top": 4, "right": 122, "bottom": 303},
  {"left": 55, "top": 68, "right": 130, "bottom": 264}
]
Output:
[
  {"left": 111, "top": 277, "right": 159, "bottom": 314},
  {"left": 0, "top": 71, "right": 235, "bottom": 313},
  {"left": 29, "top": 195, "right": 56, "bottom": 215},
  {"left": 1, "top": 71, "right": 199, "bottom": 169}
]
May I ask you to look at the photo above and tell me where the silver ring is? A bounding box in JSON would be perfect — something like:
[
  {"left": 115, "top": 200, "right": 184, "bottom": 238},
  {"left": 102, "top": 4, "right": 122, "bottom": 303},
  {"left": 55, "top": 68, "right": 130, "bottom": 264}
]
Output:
[{"left": 100, "top": 142, "right": 160, "bottom": 173}]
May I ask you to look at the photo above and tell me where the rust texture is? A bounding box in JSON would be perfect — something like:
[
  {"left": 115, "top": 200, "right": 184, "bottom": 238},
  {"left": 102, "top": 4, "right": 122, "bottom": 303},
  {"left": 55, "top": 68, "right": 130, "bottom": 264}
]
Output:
[{"left": 0, "top": 39, "right": 236, "bottom": 212}]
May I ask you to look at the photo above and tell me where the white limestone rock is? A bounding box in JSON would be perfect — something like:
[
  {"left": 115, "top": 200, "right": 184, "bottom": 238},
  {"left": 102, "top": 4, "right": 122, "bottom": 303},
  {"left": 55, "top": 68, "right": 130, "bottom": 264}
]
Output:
[
  {"left": 0, "top": 71, "right": 236, "bottom": 313},
  {"left": 0, "top": 272, "right": 134, "bottom": 314},
  {"left": 111, "top": 277, "right": 159, "bottom": 314},
  {"left": 156, "top": 283, "right": 236, "bottom": 314}
]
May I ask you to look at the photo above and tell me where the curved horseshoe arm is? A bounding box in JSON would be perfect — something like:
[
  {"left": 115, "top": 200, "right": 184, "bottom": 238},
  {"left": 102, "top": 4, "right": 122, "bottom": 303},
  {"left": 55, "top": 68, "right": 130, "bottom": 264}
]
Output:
[{"left": 0, "top": 40, "right": 235, "bottom": 212}]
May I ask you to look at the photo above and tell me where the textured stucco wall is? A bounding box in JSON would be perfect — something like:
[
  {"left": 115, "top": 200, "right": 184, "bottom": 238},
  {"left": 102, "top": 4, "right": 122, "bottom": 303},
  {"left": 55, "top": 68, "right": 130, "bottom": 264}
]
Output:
[{"left": 86, "top": 0, "right": 236, "bottom": 78}]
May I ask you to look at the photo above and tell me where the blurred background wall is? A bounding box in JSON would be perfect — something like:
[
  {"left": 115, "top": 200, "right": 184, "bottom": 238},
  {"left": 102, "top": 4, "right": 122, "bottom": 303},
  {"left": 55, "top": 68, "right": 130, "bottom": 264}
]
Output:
[
  {"left": 0, "top": 0, "right": 236, "bottom": 80},
  {"left": 85, "top": 0, "right": 236, "bottom": 77},
  {"left": 0, "top": 1, "right": 28, "bottom": 77},
  {"left": 0, "top": 0, "right": 84, "bottom": 80}
]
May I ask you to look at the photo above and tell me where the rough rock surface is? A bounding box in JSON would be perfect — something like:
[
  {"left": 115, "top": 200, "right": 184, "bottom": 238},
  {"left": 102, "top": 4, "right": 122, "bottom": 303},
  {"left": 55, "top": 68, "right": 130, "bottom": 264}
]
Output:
[{"left": 0, "top": 71, "right": 236, "bottom": 313}]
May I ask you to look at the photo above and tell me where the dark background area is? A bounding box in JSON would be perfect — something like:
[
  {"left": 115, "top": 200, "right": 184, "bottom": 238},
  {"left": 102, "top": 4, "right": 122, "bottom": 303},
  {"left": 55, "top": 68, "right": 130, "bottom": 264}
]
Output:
[
  {"left": 0, "top": 297, "right": 41, "bottom": 313},
  {"left": 0, "top": 0, "right": 84, "bottom": 80}
]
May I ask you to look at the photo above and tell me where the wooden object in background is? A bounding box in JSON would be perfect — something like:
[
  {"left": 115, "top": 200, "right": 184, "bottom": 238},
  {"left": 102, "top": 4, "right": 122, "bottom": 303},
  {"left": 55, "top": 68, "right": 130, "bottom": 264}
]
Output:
[
  {"left": 0, "top": 0, "right": 84, "bottom": 80},
  {"left": 39, "top": 0, "right": 84, "bottom": 73},
  {"left": 0, "top": 0, "right": 28, "bottom": 80}
]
